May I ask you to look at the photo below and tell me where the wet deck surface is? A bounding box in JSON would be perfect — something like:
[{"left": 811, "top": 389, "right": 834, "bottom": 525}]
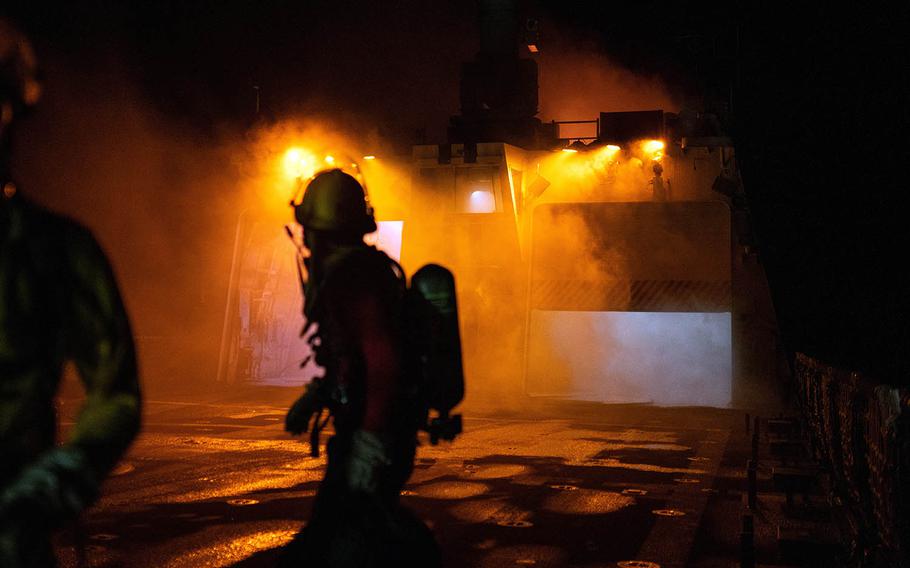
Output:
[{"left": 54, "top": 394, "right": 754, "bottom": 567}]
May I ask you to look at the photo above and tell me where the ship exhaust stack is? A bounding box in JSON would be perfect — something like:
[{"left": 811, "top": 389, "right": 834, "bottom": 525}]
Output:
[{"left": 448, "top": 0, "right": 556, "bottom": 149}]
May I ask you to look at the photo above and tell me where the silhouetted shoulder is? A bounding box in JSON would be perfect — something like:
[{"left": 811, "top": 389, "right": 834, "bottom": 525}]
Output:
[
  {"left": 324, "top": 247, "right": 401, "bottom": 303},
  {"left": 4, "top": 195, "right": 124, "bottom": 320},
  {"left": 319, "top": 247, "right": 404, "bottom": 330},
  {"left": 329, "top": 247, "right": 396, "bottom": 284},
  {"left": 5, "top": 195, "right": 96, "bottom": 251},
  {"left": 4, "top": 196, "right": 72, "bottom": 278},
  {"left": 27, "top": 198, "right": 114, "bottom": 273}
]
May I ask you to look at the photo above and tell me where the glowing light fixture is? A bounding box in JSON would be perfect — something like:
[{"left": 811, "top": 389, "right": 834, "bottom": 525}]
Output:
[
  {"left": 283, "top": 147, "right": 317, "bottom": 180},
  {"left": 468, "top": 189, "right": 496, "bottom": 213},
  {"left": 590, "top": 144, "right": 621, "bottom": 170},
  {"left": 599, "top": 145, "right": 621, "bottom": 159},
  {"left": 362, "top": 155, "right": 376, "bottom": 160},
  {"left": 643, "top": 140, "right": 665, "bottom": 153},
  {"left": 561, "top": 148, "right": 578, "bottom": 154},
  {"left": 324, "top": 155, "right": 335, "bottom": 165},
  {"left": 528, "top": 44, "right": 539, "bottom": 53}
]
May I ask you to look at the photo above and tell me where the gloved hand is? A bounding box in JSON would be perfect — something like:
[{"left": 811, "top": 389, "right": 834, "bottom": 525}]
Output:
[
  {"left": 0, "top": 446, "right": 98, "bottom": 527},
  {"left": 345, "top": 429, "right": 391, "bottom": 494},
  {"left": 285, "top": 381, "right": 322, "bottom": 435}
]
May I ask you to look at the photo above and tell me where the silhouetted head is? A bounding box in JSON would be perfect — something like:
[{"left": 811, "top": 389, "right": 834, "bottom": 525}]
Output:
[
  {"left": 294, "top": 168, "right": 376, "bottom": 250},
  {"left": 0, "top": 19, "right": 41, "bottom": 145}
]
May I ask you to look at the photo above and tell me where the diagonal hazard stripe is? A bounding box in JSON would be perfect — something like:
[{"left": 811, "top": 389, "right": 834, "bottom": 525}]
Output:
[
  {"left": 631, "top": 280, "right": 731, "bottom": 311},
  {"left": 531, "top": 280, "right": 731, "bottom": 312},
  {"left": 531, "top": 280, "right": 629, "bottom": 311}
]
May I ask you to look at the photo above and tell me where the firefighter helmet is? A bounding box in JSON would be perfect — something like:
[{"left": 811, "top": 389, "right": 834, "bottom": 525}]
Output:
[
  {"left": 0, "top": 18, "right": 42, "bottom": 114},
  {"left": 294, "top": 168, "right": 376, "bottom": 234}
]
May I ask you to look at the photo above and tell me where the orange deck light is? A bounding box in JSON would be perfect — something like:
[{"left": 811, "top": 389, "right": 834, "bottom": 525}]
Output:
[
  {"left": 643, "top": 140, "right": 665, "bottom": 153},
  {"left": 283, "top": 147, "right": 317, "bottom": 180}
]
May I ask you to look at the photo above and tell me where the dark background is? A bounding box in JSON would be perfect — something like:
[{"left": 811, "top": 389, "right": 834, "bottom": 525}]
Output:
[{"left": 4, "top": 1, "right": 909, "bottom": 385}]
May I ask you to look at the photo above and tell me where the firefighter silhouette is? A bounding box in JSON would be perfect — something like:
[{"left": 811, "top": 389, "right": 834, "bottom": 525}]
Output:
[
  {"left": 0, "top": 19, "right": 141, "bottom": 566},
  {"left": 281, "top": 169, "right": 441, "bottom": 567},
  {"left": 650, "top": 161, "right": 669, "bottom": 201}
]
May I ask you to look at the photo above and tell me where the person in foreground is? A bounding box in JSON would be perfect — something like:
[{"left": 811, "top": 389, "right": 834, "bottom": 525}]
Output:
[
  {"left": 0, "top": 18, "right": 142, "bottom": 566},
  {"left": 279, "top": 168, "right": 441, "bottom": 567}
]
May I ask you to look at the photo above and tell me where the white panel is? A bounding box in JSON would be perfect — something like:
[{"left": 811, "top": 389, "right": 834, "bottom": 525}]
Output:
[
  {"left": 367, "top": 220, "right": 404, "bottom": 262},
  {"left": 239, "top": 229, "right": 312, "bottom": 387},
  {"left": 526, "top": 310, "right": 732, "bottom": 407}
]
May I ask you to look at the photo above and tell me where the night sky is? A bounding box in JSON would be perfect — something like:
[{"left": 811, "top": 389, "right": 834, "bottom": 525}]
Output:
[{"left": 4, "top": 1, "right": 909, "bottom": 383}]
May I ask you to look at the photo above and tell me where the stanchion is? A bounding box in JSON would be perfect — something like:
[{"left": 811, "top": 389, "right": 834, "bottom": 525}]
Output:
[
  {"left": 747, "top": 458, "right": 758, "bottom": 510},
  {"left": 740, "top": 512, "right": 755, "bottom": 568},
  {"left": 751, "top": 416, "right": 760, "bottom": 463}
]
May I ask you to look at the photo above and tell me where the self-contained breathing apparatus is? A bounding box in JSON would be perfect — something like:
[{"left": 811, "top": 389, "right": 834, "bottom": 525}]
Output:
[{"left": 285, "top": 166, "right": 464, "bottom": 456}]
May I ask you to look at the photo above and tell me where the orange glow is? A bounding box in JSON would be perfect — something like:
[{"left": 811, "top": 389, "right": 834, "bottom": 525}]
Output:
[
  {"left": 415, "top": 481, "right": 490, "bottom": 499},
  {"left": 641, "top": 140, "right": 665, "bottom": 162},
  {"left": 282, "top": 147, "right": 317, "bottom": 180},
  {"left": 598, "top": 144, "right": 620, "bottom": 160},
  {"left": 644, "top": 140, "right": 666, "bottom": 154},
  {"left": 173, "top": 529, "right": 297, "bottom": 566},
  {"left": 541, "top": 489, "right": 634, "bottom": 515},
  {"left": 589, "top": 144, "right": 620, "bottom": 172},
  {"left": 529, "top": 138, "right": 676, "bottom": 203},
  {"left": 241, "top": 121, "right": 412, "bottom": 222}
]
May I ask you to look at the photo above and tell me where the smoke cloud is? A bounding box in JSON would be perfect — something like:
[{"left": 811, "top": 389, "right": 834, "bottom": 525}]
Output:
[
  {"left": 6, "top": 49, "right": 326, "bottom": 398},
  {"left": 536, "top": 34, "right": 680, "bottom": 122},
  {"left": 9, "top": 4, "right": 725, "bottom": 413}
]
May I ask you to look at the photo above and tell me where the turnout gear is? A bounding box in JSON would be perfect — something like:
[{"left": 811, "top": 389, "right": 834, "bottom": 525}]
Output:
[
  {"left": 280, "top": 242, "right": 437, "bottom": 567},
  {"left": 0, "top": 194, "right": 141, "bottom": 566},
  {"left": 284, "top": 379, "right": 323, "bottom": 436},
  {"left": 290, "top": 245, "right": 411, "bottom": 451},
  {"left": 1, "top": 20, "right": 141, "bottom": 566},
  {"left": 0, "top": 447, "right": 98, "bottom": 524},
  {"left": 281, "top": 168, "right": 456, "bottom": 567},
  {"left": 287, "top": 248, "right": 465, "bottom": 453},
  {"left": 344, "top": 429, "right": 392, "bottom": 494},
  {"left": 287, "top": 171, "right": 464, "bottom": 451}
]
